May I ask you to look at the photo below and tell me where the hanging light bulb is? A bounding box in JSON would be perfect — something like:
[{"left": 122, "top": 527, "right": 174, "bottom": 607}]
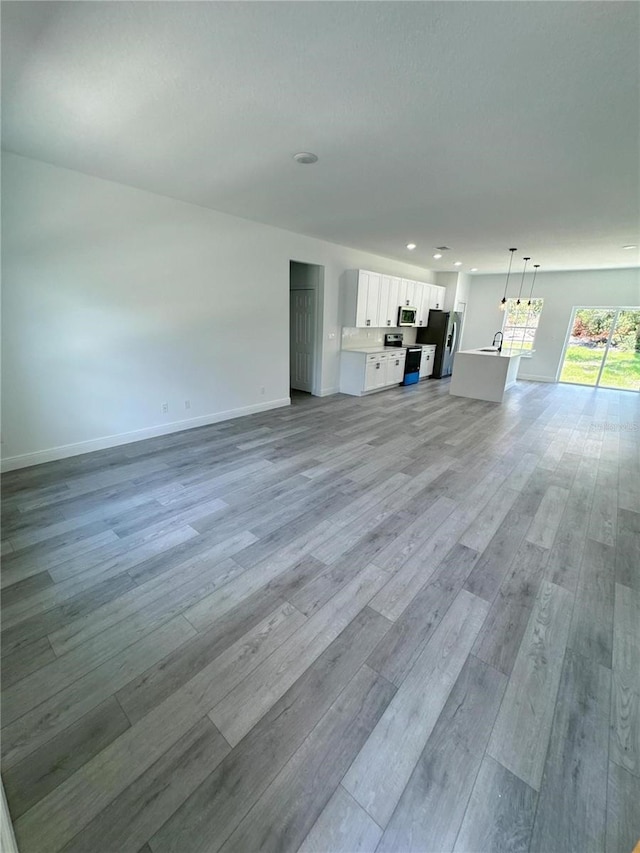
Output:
[
  {"left": 500, "top": 248, "right": 517, "bottom": 311},
  {"left": 516, "top": 257, "right": 530, "bottom": 305},
  {"left": 527, "top": 264, "right": 540, "bottom": 306}
]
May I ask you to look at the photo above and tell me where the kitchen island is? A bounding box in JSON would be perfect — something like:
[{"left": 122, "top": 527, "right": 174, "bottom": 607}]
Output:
[{"left": 449, "top": 348, "right": 525, "bottom": 403}]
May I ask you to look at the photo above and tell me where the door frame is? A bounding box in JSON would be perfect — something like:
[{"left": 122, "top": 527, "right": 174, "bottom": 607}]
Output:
[
  {"left": 557, "top": 305, "right": 639, "bottom": 389},
  {"left": 289, "top": 260, "right": 324, "bottom": 396}
]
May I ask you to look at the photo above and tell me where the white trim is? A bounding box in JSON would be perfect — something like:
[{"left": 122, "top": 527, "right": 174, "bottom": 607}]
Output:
[
  {"left": 517, "top": 374, "right": 555, "bottom": 383},
  {"left": 289, "top": 260, "right": 325, "bottom": 398},
  {"left": 1, "top": 779, "right": 18, "bottom": 853},
  {"left": 556, "top": 305, "right": 580, "bottom": 382},
  {"left": 319, "top": 387, "right": 340, "bottom": 397},
  {"left": 0, "top": 398, "right": 291, "bottom": 472},
  {"left": 595, "top": 308, "right": 619, "bottom": 387}
]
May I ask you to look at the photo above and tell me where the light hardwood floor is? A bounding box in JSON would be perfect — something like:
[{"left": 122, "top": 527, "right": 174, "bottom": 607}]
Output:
[{"left": 1, "top": 379, "right": 639, "bottom": 853}]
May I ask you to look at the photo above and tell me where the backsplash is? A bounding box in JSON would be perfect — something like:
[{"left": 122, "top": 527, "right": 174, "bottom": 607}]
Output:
[{"left": 341, "top": 326, "right": 418, "bottom": 348}]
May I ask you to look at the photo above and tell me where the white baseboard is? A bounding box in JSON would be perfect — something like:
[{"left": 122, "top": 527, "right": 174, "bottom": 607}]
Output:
[
  {"left": 518, "top": 374, "right": 555, "bottom": 383},
  {"left": 1, "top": 397, "right": 291, "bottom": 472},
  {"left": 319, "top": 387, "right": 340, "bottom": 397}
]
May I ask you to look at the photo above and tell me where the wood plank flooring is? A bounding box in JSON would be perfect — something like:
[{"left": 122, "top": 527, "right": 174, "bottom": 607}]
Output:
[{"left": 1, "top": 379, "right": 639, "bottom": 853}]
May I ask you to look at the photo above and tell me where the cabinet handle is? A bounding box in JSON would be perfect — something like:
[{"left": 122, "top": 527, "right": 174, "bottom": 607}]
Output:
[
  {"left": 387, "top": 320, "right": 391, "bottom": 326},
  {"left": 376, "top": 363, "right": 380, "bottom": 369},
  {"left": 366, "top": 320, "right": 371, "bottom": 326}
]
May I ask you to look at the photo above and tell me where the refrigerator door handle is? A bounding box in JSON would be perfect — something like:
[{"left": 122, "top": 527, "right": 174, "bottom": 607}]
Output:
[{"left": 450, "top": 321, "right": 458, "bottom": 352}]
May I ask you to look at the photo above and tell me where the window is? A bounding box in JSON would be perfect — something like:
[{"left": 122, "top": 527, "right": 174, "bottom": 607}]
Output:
[{"left": 502, "top": 298, "right": 543, "bottom": 354}]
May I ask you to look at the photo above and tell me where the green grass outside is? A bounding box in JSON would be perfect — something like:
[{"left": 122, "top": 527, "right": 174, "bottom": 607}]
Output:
[{"left": 560, "top": 346, "right": 640, "bottom": 391}]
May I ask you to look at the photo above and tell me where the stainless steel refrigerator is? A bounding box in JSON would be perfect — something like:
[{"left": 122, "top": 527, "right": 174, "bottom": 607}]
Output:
[{"left": 416, "top": 310, "right": 462, "bottom": 378}]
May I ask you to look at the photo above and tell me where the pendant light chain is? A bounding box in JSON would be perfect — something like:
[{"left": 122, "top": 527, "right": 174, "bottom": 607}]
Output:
[
  {"left": 516, "top": 257, "right": 530, "bottom": 305},
  {"left": 500, "top": 248, "right": 518, "bottom": 311},
  {"left": 528, "top": 264, "right": 540, "bottom": 306}
]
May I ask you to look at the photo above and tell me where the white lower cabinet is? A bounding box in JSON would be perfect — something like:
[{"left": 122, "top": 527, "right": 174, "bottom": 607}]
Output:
[
  {"left": 386, "top": 351, "right": 406, "bottom": 384},
  {"left": 419, "top": 345, "right": 437, "bottom": 379},
  {"left": 364, "top": 354, "right": 388, "bottom": 391},
  {"left": 340, "top": 350, "right": 406, "bottom": 396}
]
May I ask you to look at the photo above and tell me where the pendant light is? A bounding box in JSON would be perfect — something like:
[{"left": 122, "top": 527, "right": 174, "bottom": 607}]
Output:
[
  {"left": 516, "top": 257, "right": 530, "bottom": 305},
  {"left": 527, "top": 264, "right": 540, "bottom": 306},
  {"left": 500, "top": 248, "right": 518, "bottom": 311}
]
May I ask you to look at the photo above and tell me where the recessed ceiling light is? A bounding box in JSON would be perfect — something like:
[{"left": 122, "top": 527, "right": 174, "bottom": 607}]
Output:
[
  {"left": 406, "top": 243, "right": 416, "bottom": 250},
  {"left": 293, "top": 152, "right": 318, "bottom": 164},
  {"left": 454, "top": 261, "right": 462, "bottom": 266},
  {"left": 622, "top": 244, "right": 637, "bottom": 249},
  {"left": 471, "top": 268, "right": 478, "bottom": 272},
  {"left": 433, "top": 253, "right": 442, "bottom": 259}
]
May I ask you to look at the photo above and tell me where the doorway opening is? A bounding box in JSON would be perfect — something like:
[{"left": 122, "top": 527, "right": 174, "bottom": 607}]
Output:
[
  {"left": 289, "top": 261, "right": 324, "bottom": 396},
  {"left": 558, "top": 307, "right": 640, "bottom": 391}
]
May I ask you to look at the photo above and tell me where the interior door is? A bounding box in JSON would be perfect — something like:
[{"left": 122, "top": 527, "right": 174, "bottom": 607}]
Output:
[{"left": 290, "top": 289, "right": 315, "bottom": 392}]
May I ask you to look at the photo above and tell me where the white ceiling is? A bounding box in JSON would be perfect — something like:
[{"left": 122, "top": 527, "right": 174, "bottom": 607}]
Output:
[{"left": 2, "top": 1, "right": 639, "bottom": 273}]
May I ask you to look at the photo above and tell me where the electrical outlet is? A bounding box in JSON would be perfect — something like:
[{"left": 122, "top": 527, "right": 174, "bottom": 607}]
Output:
[
  {"left": 185, "top": 400, "right": 191, "bottom": 410},
  {"left": 161, "top": 402, "right": 169, "bottom": 414}
]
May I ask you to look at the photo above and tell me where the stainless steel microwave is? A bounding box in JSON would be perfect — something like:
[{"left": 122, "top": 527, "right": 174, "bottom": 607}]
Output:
[{"left": 398, "top": 305, "right": 417, "bottom": 326}]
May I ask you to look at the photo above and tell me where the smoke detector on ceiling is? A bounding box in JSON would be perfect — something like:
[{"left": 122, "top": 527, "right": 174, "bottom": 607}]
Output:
[{"left": 293, "top": 152, "right": 319, "bottom": 164}]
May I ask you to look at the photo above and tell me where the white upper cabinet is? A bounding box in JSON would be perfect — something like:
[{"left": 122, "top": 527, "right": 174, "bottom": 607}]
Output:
[
  {"left": 416, "top": 283, "right": 431, "bottom": 327},
  {"left": 345, "top": 270, "right": 382, "bottom": 328},
  {"left": 432, "top": 285, "right": 446, "bottom": 310},
  {"left": 364, "top": 272, "right": 382, "bottom": 327},
  {"left": 344, "top": 271, "right": 446, "bottom": 329},
  {"left": 401, "top": 279, "right": 416, "bottom": 308},
  {"left": 380, "top": 275, "right": 400, "bottom": 327}
]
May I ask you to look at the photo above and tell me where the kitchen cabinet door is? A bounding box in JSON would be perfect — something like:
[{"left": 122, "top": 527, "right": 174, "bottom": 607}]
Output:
[
  {"left": 381, "top": 276, "right": 400, "bottom": 327},
  {"left": 419, "top": 284, "right": 433, "bottom": 326},
  {"left": 415, "top": 283, "right": 429, "bottom": 327},
  {"left": 364, "top": 272, "right": 382, "bottom": 327},
  {"left": 419, "top": 346, "right": 436, "bottom": 378},
  {"left": 364, "top": 354, "right": 388, "bottom": 390},
  {"left": 401, "top": 279, "right": 416, "bottom": 308},
  {"left": 432, "top": 286, "right": 446, "bottom": 310},
  {"left": 387, "top": 352, "right": 406, "bottom": 384},
  {"left": 353, "top": 270, "right": 381, "bottom": 328},
  {"left": 354, "top": 271, "right": 369, "bottom": 327}
]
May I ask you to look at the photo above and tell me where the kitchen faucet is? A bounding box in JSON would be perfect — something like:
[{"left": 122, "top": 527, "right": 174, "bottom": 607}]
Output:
[{"left": 492, "top": 331, "right": 503, "bottom": 353}]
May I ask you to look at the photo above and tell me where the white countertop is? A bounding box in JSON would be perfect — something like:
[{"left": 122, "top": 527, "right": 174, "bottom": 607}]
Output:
[
  {"left": 341, "top": 346, "right": 400, "bottom": 354},
  {"left": 459, "top": 348, "right": 528, "bottom": 359},
  {"left": 342, "top": 344, "right": 435, "bottom": 354}
]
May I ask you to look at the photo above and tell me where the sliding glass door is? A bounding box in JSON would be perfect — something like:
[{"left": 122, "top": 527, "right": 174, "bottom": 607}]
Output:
[
  {"left": 600, "top": 310, "right": 640, "bottom": 390},
  {"left": 559, "top": 307, "right": 640, "bottom": 391}
]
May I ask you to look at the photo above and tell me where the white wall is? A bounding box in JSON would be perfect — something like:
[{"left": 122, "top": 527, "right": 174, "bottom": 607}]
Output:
[
  {"left": 462, "top": 268, "right": 640, "bottom": 381},
  {"left": 1, "top": 152, "right": 435, "bottom": 469},
  {"left": 435, "top": 272, "right": 459, "bottom": 312}
]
